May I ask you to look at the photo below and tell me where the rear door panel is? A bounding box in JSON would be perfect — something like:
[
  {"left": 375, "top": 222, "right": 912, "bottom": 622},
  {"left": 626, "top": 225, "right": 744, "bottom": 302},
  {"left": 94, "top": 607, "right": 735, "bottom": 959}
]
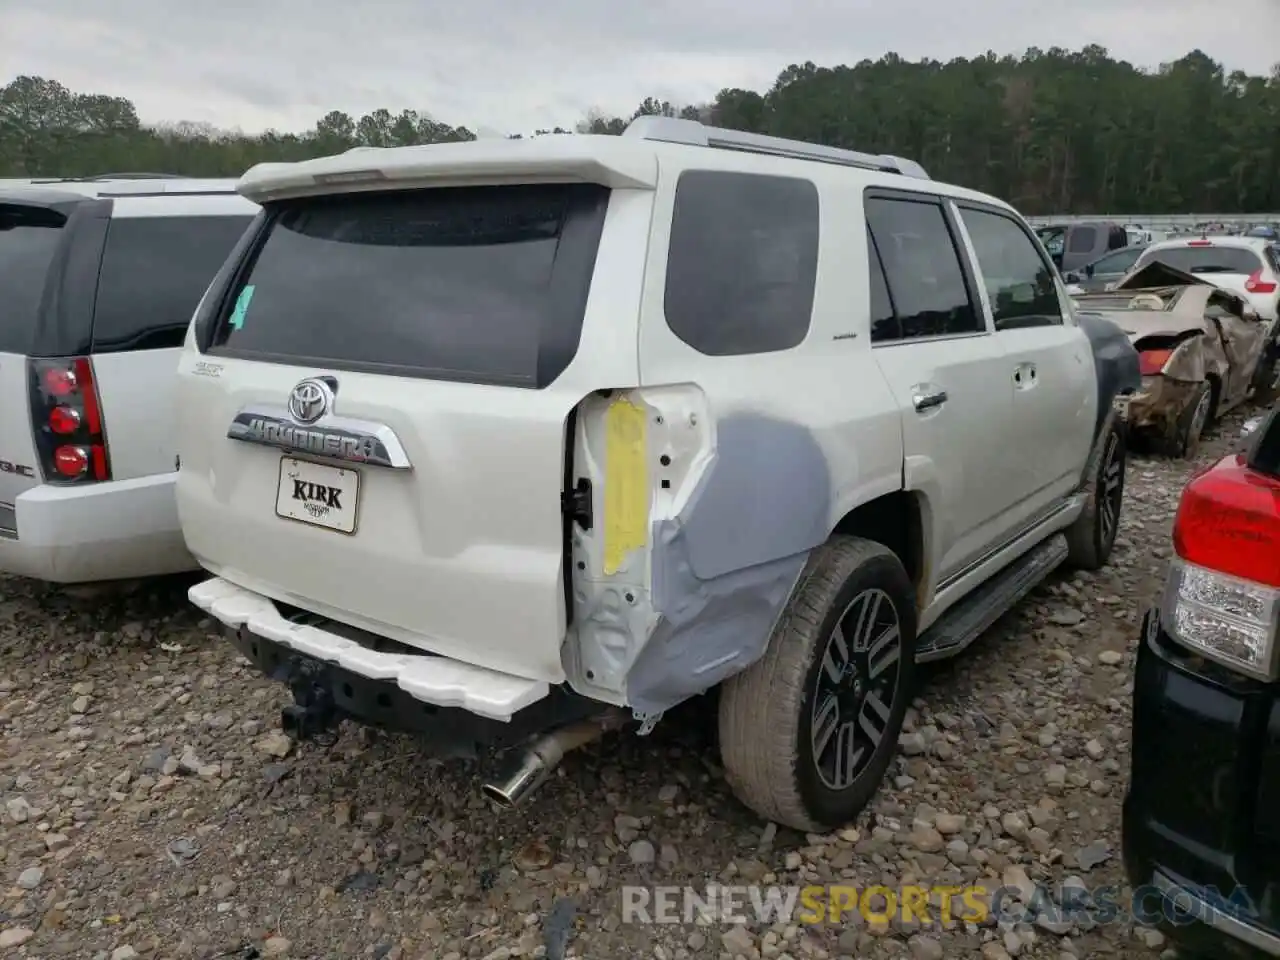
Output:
[
  {"left": 177, "top": 357, "right": 587, "bottom": 682},
  {"left": 176, "top": 184, "right": 651, "bottom": 683}
]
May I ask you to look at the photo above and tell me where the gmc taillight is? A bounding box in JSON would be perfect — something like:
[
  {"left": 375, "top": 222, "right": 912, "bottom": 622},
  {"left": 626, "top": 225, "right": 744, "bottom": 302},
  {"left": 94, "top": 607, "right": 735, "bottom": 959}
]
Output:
[
  {"left": 1245, "top": 269, "right": 1278, "bottom": 295},
  {"left": 27, "top": 358, "right": 111, "bottom": 484},
  {"left": 1161, "top": 455, "right": 1280, "bottom": 680}
]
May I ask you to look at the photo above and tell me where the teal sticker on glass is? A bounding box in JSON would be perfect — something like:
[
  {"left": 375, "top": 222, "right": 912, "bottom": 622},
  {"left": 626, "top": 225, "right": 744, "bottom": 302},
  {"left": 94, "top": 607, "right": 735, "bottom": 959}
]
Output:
[{"left": 228, "top": 284, "right": 256, "bottom": 330}]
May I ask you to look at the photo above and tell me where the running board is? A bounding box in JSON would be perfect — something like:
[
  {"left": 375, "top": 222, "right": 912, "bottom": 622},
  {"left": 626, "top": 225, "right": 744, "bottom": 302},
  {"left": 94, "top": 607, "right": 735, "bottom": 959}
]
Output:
[{"left": 915, "top": 533, "right": 1069, "bottom": 663}]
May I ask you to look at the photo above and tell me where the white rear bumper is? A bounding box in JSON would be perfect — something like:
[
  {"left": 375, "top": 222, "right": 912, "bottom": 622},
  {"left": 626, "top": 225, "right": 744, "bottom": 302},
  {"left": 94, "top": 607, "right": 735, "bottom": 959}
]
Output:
[
  {"left": 0, "top": 472, "right": 195, "bottom": 583},
  {"left": 189, "top": 577, "right": 550, "bottom": 722}
]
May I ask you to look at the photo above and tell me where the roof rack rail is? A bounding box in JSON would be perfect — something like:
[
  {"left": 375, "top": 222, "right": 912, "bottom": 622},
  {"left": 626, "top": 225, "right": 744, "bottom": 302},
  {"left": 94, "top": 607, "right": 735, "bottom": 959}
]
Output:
[{"left": 621, "top": 116, "right": 929, "bottom": 180}]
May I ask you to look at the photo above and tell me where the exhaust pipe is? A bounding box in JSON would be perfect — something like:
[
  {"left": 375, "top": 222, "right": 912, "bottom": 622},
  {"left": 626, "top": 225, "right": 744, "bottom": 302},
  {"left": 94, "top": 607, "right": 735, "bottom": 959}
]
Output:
[{"left": 482, "top": 712, "right": 625, "bottom": 808}]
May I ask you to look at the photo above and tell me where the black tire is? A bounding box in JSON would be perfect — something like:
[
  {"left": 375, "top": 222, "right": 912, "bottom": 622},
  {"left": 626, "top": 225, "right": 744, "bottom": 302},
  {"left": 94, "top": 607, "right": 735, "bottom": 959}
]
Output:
[
  {"left": 1065, "top": 409, "right": 1127, "bottom": 571},
  {"left": 1169, "top": 381, "right": 1212, "bottom": 459},
  {"left": 718, "top": 537, "right": 917, "bottom": 831}
]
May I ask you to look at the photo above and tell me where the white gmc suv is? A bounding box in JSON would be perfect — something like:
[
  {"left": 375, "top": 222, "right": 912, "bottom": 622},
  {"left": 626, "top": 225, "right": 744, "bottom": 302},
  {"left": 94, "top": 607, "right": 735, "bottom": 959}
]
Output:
[
  {"left": 177, "top": 119, "right": 1141, "bottom": 830},
  {"left": 0, "top": 177, "right": 257, "bottom": 583}
]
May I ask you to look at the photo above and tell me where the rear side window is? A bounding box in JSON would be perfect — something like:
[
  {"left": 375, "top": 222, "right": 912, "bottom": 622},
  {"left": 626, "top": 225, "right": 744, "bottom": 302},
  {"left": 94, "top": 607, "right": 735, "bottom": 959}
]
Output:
[
  {"left": 1067, "top": 227, "right": 1096, "bottom": 254},
  {"left": 93, "top": 216, "right": 253, "bottom": 352},
  {"left": 865, "top": 195, "right": 981, "bottom": 340},
  {"left": 0, "top": 206, "right": 66, "bottom": 354},
  {"left": 1136, "top": 245, "right": 1264, "bottom": 277},
  {"left": 959, "top": 207, "right": 1062, "bottom": 330},
  {"left": 664, "top": 170, "right": 818, "bottom": 356},
  {"left": 208, "top": 184, "right": 609, "bottom": 388},
  {"left": 867, "top": 226, "right": 898, "bottom": 343}
]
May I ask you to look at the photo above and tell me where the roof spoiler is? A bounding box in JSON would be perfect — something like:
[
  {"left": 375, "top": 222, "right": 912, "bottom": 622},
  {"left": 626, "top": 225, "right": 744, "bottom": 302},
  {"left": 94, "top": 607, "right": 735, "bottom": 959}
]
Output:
[{"left": 31, "top": 173, "right": 192, "bottom": 183}]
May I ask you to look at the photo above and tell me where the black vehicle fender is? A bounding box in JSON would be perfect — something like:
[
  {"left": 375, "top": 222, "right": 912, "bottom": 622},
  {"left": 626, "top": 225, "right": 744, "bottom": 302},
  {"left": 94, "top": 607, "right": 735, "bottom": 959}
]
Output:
[{"left": 1076, "top": 310, "right": 1141, "bottom": 447}]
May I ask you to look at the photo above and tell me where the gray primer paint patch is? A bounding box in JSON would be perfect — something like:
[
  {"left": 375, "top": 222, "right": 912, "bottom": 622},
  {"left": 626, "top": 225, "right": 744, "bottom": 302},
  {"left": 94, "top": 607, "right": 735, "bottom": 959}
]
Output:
[
  {"left": 1076, "top": 311, "right": 1142, "bottom": 445},
  {"left": 625, "top": 415, "right": 832, "bottom": 714}
]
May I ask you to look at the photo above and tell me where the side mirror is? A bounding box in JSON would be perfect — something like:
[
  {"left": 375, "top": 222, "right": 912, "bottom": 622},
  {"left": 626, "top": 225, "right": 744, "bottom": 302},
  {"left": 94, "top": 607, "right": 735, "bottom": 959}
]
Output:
[{"left": 1065, "top": 271, "right": 1081, "bottom": 284}]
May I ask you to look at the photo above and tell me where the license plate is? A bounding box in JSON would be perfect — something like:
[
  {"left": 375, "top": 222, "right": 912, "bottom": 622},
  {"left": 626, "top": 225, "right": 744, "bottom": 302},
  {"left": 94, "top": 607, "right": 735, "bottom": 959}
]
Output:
[{"left": 275, "top": 457, "right": 360, "bottom": 534}]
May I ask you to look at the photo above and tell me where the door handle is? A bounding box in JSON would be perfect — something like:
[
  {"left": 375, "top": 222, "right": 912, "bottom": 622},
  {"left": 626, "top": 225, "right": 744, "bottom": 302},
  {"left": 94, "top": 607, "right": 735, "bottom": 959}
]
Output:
[{"left": 912, "top": 390, "right": 948, "bottom": 412}]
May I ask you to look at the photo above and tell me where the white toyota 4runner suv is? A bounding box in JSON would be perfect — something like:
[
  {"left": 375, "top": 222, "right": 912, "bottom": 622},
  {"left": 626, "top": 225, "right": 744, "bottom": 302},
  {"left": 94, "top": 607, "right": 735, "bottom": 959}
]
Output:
[
  {"left": 179, "top": 119, "right": 1140, "bottom": 830},
  {"left": 0, "top": 177, "right": 256, "bottom": 583}
]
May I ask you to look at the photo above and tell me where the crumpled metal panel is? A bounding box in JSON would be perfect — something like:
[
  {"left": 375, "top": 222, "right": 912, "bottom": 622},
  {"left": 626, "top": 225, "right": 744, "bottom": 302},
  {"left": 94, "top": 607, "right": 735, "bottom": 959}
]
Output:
[{"left": 1127, "top": 375, "right": 1199, "bottom": 440}]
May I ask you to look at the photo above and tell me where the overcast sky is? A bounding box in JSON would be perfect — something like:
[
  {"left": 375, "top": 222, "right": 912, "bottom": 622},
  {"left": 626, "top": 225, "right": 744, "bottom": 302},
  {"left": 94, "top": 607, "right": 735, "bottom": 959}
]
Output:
[{"left": 4, "top": 0, "right": 1277, "bottom": 137}]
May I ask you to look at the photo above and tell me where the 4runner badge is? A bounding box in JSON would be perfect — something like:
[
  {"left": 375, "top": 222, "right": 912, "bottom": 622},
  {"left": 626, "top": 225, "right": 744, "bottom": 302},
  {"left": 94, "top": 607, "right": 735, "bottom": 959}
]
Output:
[{"left": 288, "top": 378, "right": 333, "bottom": 424}]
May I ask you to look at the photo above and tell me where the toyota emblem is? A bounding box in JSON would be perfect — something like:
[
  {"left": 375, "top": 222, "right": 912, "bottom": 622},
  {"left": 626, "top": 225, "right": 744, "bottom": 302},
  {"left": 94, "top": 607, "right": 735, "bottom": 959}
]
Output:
[{"left": 288, "top": 378, "right": 333, "bottom": 424}]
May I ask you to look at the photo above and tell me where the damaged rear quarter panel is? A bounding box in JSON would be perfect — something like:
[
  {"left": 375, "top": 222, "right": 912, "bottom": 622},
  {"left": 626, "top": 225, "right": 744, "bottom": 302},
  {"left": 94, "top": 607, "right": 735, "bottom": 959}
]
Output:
[
  {"left": 566, "top": 388, "right": 840, "bottom": 715},
  {"left": 1074, "top": 310, "right": 1142, "bottom": 444}
]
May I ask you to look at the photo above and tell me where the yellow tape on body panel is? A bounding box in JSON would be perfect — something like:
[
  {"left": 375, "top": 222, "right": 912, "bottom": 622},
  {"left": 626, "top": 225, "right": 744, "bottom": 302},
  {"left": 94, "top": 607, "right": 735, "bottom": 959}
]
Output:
[{"left": 602, "top": 397, "right": 649, "bottom": 576}]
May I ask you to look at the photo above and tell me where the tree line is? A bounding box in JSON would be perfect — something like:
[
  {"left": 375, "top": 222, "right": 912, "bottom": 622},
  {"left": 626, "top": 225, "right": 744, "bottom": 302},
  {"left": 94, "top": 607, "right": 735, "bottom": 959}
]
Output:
[{"left": 3, "top": 46, "right": 1279, "bottom": 215}]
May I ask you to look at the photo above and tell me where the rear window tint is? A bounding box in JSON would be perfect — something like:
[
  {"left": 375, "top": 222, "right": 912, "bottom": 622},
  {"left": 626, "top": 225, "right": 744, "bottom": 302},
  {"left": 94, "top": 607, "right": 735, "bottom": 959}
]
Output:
[
  {"left": 664, "top": 170, "right": 818, "bottom": 356},
  {"left": 93, "top": 215, "right": 253, "bottom": 352},
  {"left": 1137, "top": 245, "right": 1263, "bottom": 276},
  {"left": 208, "top": 184, "right": 609, "bottom": 388},
  {"left": 0, "top": 206, "right": 66, "bottom": 354}
]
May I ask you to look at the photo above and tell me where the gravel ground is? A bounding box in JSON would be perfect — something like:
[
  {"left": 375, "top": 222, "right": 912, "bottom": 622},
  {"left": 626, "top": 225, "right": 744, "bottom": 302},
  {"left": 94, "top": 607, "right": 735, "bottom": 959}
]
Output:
[{"left": 0, "top": 411, "right": 1258, "bottom": 960}]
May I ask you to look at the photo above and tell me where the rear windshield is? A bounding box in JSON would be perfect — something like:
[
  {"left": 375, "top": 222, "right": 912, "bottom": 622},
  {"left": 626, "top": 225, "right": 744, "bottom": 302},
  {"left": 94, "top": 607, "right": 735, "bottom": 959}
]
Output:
[
  {"left": 93, "top": 215, "right": 254, "bottom": 352},
  {"left": 208, "top": 183, "right": 610, "bottom": 388},
  {"left": 1137, "top": 245, "right": 1263, "bottom": 276},
  {"left": 0, "top": 206, "right": 66, "bottom": 354}
]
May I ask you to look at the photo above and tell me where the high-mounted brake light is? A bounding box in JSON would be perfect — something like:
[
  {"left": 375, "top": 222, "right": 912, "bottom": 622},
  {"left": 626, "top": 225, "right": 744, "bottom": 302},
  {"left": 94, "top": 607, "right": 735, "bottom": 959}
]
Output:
[
  {"left": 27, "top": 357, "right": 111, "bottom": 484},
  {"left": 1162, "top": 455, "right": 1280, "bottom": 680},
  {"left": 1188, "top": 239, "right": 1213, "bottom": 246},
  {"left": 1245, "top": 269, "right": 1277, "bottom": 295},
  {"left": 1138, "top": 349, "right": 1172, "bottom": 377}
]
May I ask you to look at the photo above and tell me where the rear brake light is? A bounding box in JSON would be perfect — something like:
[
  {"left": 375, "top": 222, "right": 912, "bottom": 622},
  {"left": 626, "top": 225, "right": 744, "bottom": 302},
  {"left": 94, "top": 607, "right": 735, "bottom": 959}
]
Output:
[
  {"left": 1162, "top": 455, "right": 1280, "bottom": 679},
  {"left": 43, "top": 368, "right": 78, "bottom": 396},
  {"left": 1245, "top": 269, "right": 1277, "bottom": 294},
  {"left": 1138, "top": 349, "right": 1172, "bottom": 376},
  {"left": 53, "top": 446, "right": 89, "bottom": 478},
  {"left": 1188, "top": 239, "right": 1213, "bottom": 246},
  {"left": 48, "top": 406, "right": 80, "bottom": 435},
  {"left": 27, "top": 358, "right": 111, "bottom": 484}
]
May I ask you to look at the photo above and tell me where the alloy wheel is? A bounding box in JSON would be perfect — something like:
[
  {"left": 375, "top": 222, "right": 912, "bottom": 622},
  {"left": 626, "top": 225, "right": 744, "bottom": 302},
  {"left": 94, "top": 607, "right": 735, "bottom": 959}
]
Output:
[
  {"left": 1100, "top": 431, "right": 1124, "bottom": 547},
  {"left": 809, "top": 588, "right": 902, "bottom": 790}
]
